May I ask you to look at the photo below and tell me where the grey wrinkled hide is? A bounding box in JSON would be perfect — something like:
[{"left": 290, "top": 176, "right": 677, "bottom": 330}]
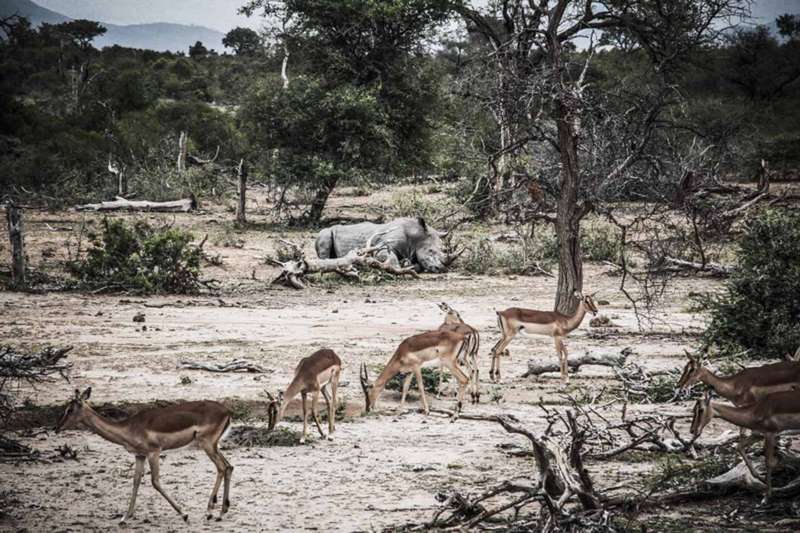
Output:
[{"left": 315, "top": 217, "right": 447, "bottom": 272}]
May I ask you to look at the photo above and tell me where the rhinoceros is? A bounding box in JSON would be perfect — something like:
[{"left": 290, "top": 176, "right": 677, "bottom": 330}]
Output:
[{"left": 314, "top": 217, "right": 452, "bottom": 272}]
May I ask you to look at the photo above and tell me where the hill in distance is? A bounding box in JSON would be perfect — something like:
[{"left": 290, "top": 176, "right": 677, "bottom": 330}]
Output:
[{"left": 0, "top": 0, "right": 227, "bottom": 53}]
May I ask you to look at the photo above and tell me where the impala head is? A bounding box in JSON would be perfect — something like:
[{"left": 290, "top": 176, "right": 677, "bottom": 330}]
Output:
[
  {"left": 690, "top": 392, "right": 713, "bottom": 438},
  {"left": 677, "top": 352, "right": 703, "bottom": 389},
  {"left": 56, "top": 387, "right": 92, "bottom": 433},
  {"left": 359, "top": 362, "right": 374, "bottom": 412},
  {"left": 573, "top": 290, "right": 599, "bottom": 316},
  {"left": 438, "top": 302, "right": 462, "bottom": 324}
]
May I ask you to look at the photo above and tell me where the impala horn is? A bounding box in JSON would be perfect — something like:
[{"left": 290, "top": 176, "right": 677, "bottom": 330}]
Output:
[
  {"left": 359, "top": 363, "right": 373, "bottom": 413},
  {"left": 266, "top": 391, "right": 279, "bottom": 431}
]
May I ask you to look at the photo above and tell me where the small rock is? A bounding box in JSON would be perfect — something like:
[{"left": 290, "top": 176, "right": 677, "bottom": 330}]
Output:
[
  {"left": 132, "top": 313, "right": 145, "bottom": 323},
  {"left": 332, "top": 309, "right": 339, "bottom": 314},
  {"left": 598, "top": 299, "right": 610, "bottom": 305}
]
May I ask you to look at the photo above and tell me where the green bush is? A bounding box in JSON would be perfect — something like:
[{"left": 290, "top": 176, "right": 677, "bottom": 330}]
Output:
[
  {"left": 385, "top": 367, "right": 449, "bottom": 393},
  {"left": 700, "top": 209, "right": 800, "bottom": 359},
  {"left": 70, "top": 219, "right": 203, "bottom": 294},
  {"left": 460, "top": 232, "right": 558, "bottom": 276},
  {"left": 388, "top": 188, "right": 459, "bottom": 222},
  {"left": 581, "top": 221, "right": 622, "bottom": 262}
]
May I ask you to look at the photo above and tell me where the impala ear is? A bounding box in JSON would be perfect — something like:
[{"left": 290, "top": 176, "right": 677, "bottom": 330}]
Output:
[{"left": 80, "top": 387, "right": 92, "bottom": 401}]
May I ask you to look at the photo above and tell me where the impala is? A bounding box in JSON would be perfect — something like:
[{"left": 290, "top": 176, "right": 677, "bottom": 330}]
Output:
[
  {"left": 677, "top": 353, "right": 800, "bottom": 406},
  {"left": 360, "top": 329, "right": 473, "bottom": 415},
  {"left": 691, "top": 390, "right": 800, "bottom": 503},
  {"left": 268, "top": 348, "right": 341, "bottom": 444},
  {"left": 436, "top": 302, "right": 481, "bottom": 403},
  {"left": 489, "top": 291, "right": 598, "bottom": 383},
  {"left": 55, "top": 388, "right": 233, "bottom": 523}
]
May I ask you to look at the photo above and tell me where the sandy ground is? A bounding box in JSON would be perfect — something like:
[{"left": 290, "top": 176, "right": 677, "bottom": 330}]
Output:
[{"left": 0, "top": 191, "right": 772, "bottom": 532}]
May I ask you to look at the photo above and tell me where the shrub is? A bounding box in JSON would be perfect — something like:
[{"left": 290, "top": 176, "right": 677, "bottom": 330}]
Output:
[
  {"left": 460, "top": 231, "right": 558, "bottom": 276},
  {"left": 385, "top": 367, "right": 448, "bottom": 393},
  {"left": 581, "top": 221, "right": 622, "bottom": 262},
  {"left": 700, "top": 209, "right": 800, "bottom": 359},
  {"left": 388, "top": 188, "right": 458, "bottom": 222},
  {"left": 70, "top": 219, "right": 203, "bottom": 294}
]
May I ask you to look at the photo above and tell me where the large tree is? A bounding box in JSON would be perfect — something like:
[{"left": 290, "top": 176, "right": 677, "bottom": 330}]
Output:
[
  {"left": 448, "top": 0, "right": 748, "bottom": 313},
  {"left": 240, "top": 0, "right": 453, "bottom": 223},
  {"left": 223, "top": 27, "right": 263, "bottom": 56}
]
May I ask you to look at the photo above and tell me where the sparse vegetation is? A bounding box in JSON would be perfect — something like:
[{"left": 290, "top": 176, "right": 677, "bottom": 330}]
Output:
[{"left": 69, "top": 219, "right": 203, "bottom": 294}]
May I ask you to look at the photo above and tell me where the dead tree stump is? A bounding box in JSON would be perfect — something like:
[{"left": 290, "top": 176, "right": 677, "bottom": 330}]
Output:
[
  {"left": 5, "top": 203, "right": 26, "bottom": 286},
  {"left": 236, "top": 159, "right": 247, "bottom": 225}
]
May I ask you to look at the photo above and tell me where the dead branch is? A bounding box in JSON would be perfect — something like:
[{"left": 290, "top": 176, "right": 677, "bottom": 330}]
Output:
[
  {"left": 74, "top": 197, "right": 196, "bottom": 213},
  {"left": 662, "top": 257, "right": 731, "bottom": 277},
  {"left": 522, "top": 352, "right": 627, "bottom": 378},
  {"left": 268, "top": 240, "right": 420, "bottom": 289},
  {"left": 177, "top": 359, "right": 271, "bottom": 373}
]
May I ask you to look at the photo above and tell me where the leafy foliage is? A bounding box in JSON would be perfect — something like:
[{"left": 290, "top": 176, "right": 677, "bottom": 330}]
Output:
[
  {"left": 385, "top": 367, "right": 449, "bottom": 394},
  {"left": 701, "top": 209, "right": 800, "bottom": 359},
  {"left": 70, "top": 219, "right": 203, "bottom": 294}
]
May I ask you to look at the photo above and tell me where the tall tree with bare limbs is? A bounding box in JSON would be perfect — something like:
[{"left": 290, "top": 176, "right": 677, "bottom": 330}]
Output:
[{"left": 448, "top": 0, "right": 748, "bottom": 313}]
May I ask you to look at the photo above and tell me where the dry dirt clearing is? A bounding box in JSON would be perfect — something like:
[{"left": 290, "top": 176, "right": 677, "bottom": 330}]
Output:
[{"left": 0, "top": 203, "right": 783, "bottom": 532}]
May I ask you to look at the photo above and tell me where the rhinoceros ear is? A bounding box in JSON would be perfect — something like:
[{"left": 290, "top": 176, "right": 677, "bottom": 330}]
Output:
[{"left": 417, "top": 217, "right": 428, "bottom": 232}]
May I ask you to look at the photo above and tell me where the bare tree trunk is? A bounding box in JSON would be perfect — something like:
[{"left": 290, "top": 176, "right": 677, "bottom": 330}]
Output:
[
  {"left": 117, "top": 169, "right": 127, "bottom": 197},
  {"left": 306, "top": 175, "right": 339, "bottom": 225},
  {"left": 236, "top": 159, "right": 247, "bottom": 225},
  {"left": 5, "top": 203, "right": 26, "bottom": 286},
  {"left": 281, "top": 42, "right": 290, "bottom": 89},
  {"left": 551, "top": 40, "right": 583, "bottom": 315},
  {"left": 177, "top": 131, "right": 188, "bottom": 173}
]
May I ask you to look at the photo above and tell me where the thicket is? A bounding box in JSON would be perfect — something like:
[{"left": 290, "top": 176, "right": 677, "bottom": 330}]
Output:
[
  {"left": 69, "top": 219, "right": 203, "bottom": 294},
  {"left": 700, "top": 209, "right": 800, "bottom": 359}
]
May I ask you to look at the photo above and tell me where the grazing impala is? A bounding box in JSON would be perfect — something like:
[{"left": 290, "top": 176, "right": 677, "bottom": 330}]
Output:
[
  {"left": 489, "top": 291, "right": 598, "bottom": 383},
  {"left": 691, "top": 390, "right": 800, "bottom": 503},
  {"left": 677, "top": 353, "right": 800, "bottom": 406},
  {"left": 55, "top": 388, "right": 233, "bottom": 523},
  {"left": 268, "top": 348, "right": 341, "bottom": 444},
  {"left": 436, "top": 302, "right": 481, "bottom": 403},
  {"left": 360, "top": 329, "right": 473, "bottom": 415},
  {"left": 678, "top": 353, "right": 800, "bottom": 462}
]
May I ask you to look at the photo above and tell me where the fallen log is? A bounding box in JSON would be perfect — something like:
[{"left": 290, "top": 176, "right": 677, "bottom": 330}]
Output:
[
  {"left": 177, "top": 359, "right": 271, "bottom": 373},
  {"left": 74, "top": 196, "right": 196, "bottom": 213},
  {"left": 268, "top": 241, "right": 419, "bottom": 289},
  {"left": 662, "top": 257, "right": 731, "bottom": 277},
  {"left": 522, "top": 352, "right": 627, "bottom": 378}
]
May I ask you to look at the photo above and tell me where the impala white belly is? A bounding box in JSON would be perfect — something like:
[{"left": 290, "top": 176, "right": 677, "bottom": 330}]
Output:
[
  {"left": 519, "top": 322, "right": 555, "bottom": 336},
  {"left": 317, "top": 367, "right": 336, "bottom": 387}
]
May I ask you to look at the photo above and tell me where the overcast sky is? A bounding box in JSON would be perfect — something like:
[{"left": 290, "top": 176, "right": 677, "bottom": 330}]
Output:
[{"left": 35, "top": 0, "right": 800, "bottom": 34}]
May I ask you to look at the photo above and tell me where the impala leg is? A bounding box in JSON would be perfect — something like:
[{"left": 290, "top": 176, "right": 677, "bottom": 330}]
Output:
[
  {"left": 220, "top": 451, "right": 233, "bottom": 518},
  {"left": 329, "top": 369, "right": 340, "bottom": 438},
  {"left": 490, "top": 333, "right": 515, "bottom": 383},
  {"left": 147, "top": 453, "right": 188, "bottom": 522},
  {"left": 400, "top": 373, "right": 414, "bottom": 409},
  {"left": 471, "top": 366, "right": 480, "bottom": 404},
  {"left": 737, "top": 428, "right": 764, "bottom": 483},
  {"left": 443, "top": 358, "right": 470, "bottom": 414},
  {"left": 300, "top": 391, "right": 308, "bottom": 444},
  {"left": 555, "top": 336, "right": 569, "bottom": 384},
  {"left": 120, "top": 455, "right": 145, "bottom": 524},
  {"left": 763, "top": 433, "right": 777, "bottom": 505},
  {"left": 201, "top": 442, "right": 231, "bottom": 520},
  {"left": 311, "top": 390, "right": 325, "bottom": 439},
  {"left": 414, "top": 367, "right": 429, "bottom": 415}
]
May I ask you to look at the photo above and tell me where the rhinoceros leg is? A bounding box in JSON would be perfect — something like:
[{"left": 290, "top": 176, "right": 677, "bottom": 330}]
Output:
[{"left": 315, "top": 228, "right": 335, "bottom": 259}]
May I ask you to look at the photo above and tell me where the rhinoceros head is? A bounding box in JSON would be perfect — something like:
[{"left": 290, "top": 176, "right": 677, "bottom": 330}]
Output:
[{"left": 415, "top": 217, "right": 448, "bottom": 273}]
